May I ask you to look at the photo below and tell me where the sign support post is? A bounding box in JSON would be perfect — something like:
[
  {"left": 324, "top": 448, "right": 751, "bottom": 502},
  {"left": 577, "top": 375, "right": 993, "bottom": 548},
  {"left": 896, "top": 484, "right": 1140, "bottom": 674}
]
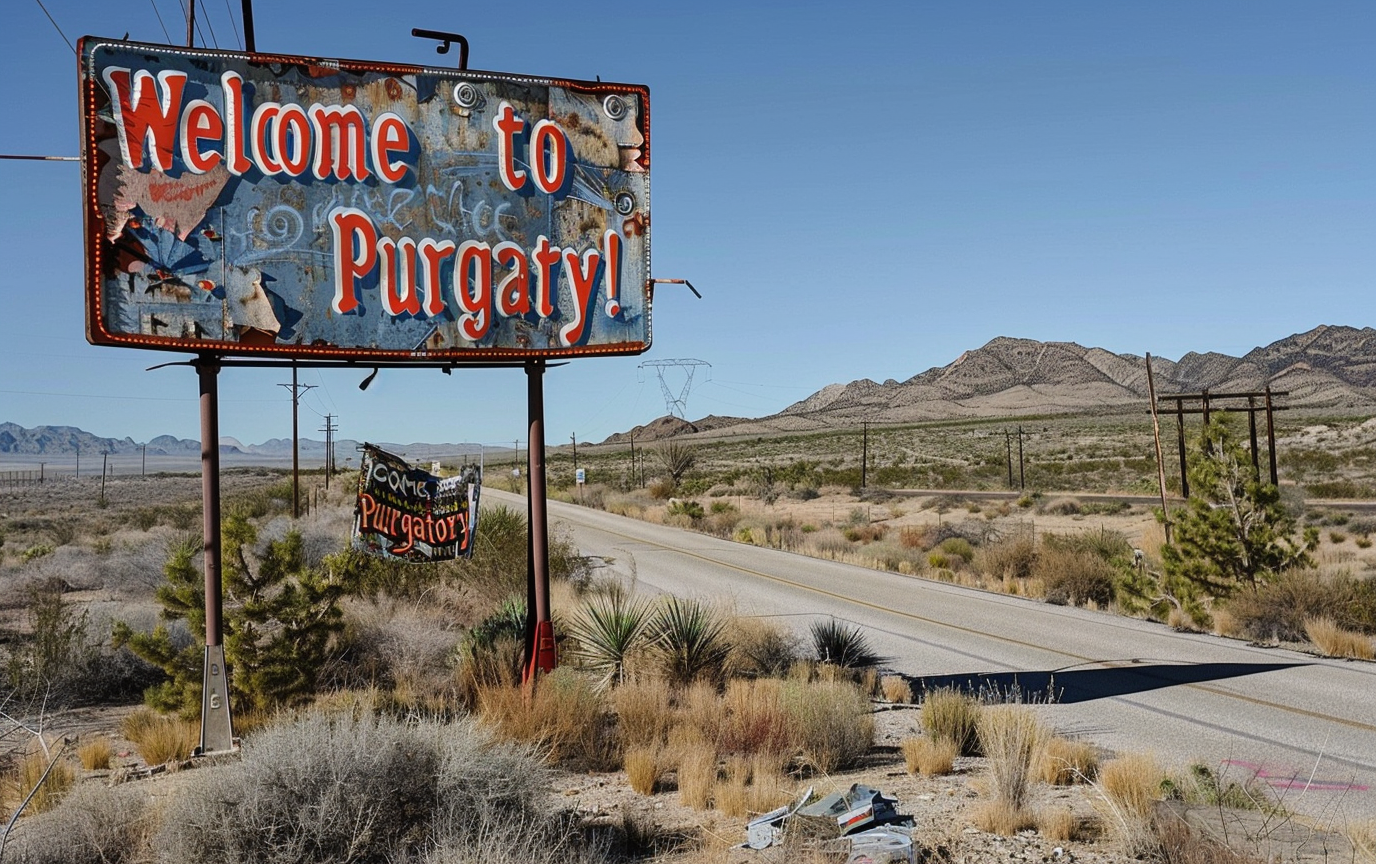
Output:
[
  {"left": 196, "top": 355, "right": 234, "bottom": 754},
  {"left": 525, "top": 360, "right": 557, "bottom": 680}
]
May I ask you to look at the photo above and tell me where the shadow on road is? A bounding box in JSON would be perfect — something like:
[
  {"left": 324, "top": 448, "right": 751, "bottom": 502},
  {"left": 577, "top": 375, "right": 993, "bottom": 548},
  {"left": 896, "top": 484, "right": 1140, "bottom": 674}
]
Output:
[{"left": 909, "top": 661, "right": 1309, "bottom": 705}]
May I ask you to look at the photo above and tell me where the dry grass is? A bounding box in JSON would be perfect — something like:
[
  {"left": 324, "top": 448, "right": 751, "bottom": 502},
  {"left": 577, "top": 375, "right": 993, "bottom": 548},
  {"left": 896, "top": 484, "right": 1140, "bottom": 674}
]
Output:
[
  {"left": 724, "top": 615, "right": 800, "bottom": 677},
  {"left": 747, "top": 752, "right": 793, "bottom": 812},
  {"left": 972, "top": 799, "right": 1036, "bottom": 836},
  {"left": 714, "top": 773, "right": 750, "bottom": 817},
  {"left": 1037, "top": 806, "right": 1078, "bottom": 841},
  {"left": 1211, "top": 608, "right": 1241, "bottom": 638},
  {"left": 978, "top": 707, "right": 1048, "bottom": 811},
  {"left": 922, "top": 687, "right": 983, "bottom": 755},
  {"left": 5, "top": 749, "right": 76, "bottom": 815},
  {"left": 121, "top": 708, "right": 198, "bottom": 765},
  {"left": 718, "top": 679, "right": 793, "bottom": 757},
  {"left": 782, "top": 679, "right": 874, "bottom": 774},
  {"left": 476, "top": 669, "right": 618, "bottom": 770},
  {"left": 677, "top": 745, "right": 717, "bottom": 810},
  {"left": 1038, "top": 736, "right": 1099, "bottom": 785},
  {"left": 78, "top": 736, "right": 113, "bottom": 770},
  {"left": 880, "top": 675, "right": 913, "bottom": 704},
  {"left": 1154, "top": 813, "right": 1270, "bottom": 864},
  {"left": 624, "top": 745, "right": 662, "bottom": 795},
  {"left": 1347, "top": 819, "right": 1376, "bottom": 863},
  {"left": 615, "top": 678, "right": 675, "bottom": 748},
  {"left": 1304, "top": 617, "right": 1375, "bottom": 659},
  {"left": 675, "top": 681, "right": 724, "bottom": 745},
  {"left": 1096, "top": 753, "right": 1163, "bottom": 856},
  {"left": 900, "top": 736, "right": 957, "bottom": 775}
]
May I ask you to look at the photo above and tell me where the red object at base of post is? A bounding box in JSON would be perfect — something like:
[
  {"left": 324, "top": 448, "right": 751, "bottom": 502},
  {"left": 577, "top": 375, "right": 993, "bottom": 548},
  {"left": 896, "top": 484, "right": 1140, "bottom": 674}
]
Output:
[{"left": 526, "top": 620, "right": 557, "bottom": 678}]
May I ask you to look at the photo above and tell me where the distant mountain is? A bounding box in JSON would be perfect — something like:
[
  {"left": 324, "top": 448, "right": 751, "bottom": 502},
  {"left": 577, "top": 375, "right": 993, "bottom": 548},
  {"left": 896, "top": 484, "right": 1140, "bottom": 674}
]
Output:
[
  {"left": 763, "top": 325, "right": 1376, "bottom": 429},
  {"left": 0, "top": 422, "right": 501, "bottom": 463}
]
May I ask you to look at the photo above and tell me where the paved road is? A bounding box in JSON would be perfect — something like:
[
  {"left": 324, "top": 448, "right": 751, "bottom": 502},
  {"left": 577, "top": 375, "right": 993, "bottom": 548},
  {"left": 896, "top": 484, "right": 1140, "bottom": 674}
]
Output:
[{"left": 487, "top": 489, "right": 1376, "bottom": 824}]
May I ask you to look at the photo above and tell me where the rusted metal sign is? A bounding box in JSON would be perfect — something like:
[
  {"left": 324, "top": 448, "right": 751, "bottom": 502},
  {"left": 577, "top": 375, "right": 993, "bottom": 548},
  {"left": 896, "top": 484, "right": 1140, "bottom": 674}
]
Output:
[
  {"left": 79, "top": 38, "right": 651, "bottom": 360},
  {"left": 354, "top": 445, "right": 480, "bottom": 562}
]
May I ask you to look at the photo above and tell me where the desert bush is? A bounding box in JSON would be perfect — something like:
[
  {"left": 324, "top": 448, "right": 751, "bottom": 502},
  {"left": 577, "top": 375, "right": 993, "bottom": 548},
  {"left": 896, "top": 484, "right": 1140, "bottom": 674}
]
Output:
[
  {"left": 3, "top": 585, "right": 100, "bottom": 706},
  {"left": 782, "top": 679, "right": 873, "bottom": 773},
  {"left": 624, "top": 745, "right": 661, "bottom": 795},
  {"left": 921, "top": 687, "right": 983, "bottom": 756},
  {"left": 1036, "top": 807, "right": 1078, "bottom": 842},
  {"left": 614, "top": 679, "right": 675, "bottom": 749},
  {"left": 1161, "top": 762, "right": 1274, "bottom": 812},
  {"left": 22, "top": 544, "right": 55, "bottom": 563},
  {"left": 717, "top": 679, "right": 794, "bottom": 758},
  {"left": 973, "top": 799, "right": 1037, "bottom": 836},
  {"left": 648, "top": 597, "right": 730, "bottom": 685},
  {"left": 1304, "top": 617, "right": 1374, "bottom": 659},
  {"left": 666, "top": 499, "right": 704, "bottom": 520},
  {"left": 977, "top": 533, "right": 1038, "bottom": 581},
  {"left": 1095, "top": 753, "right": 1162, "bottom": 856},
  {"left": 809, "top": 619, "right": 883, "bottom": 668},
  {"left": 978, "top": 707, "right": 1048, "bottom": 815},
  {"left": 1035, "top": 545, "right": 1115, "bottom": 607},
  {"left": 3, "top": 782, "right": 150, "bottom": 864},
  {"left": 567, "top": 592, "right": 651, "bottom": 687},
  {"left": 676, "top": 746, "right": 717, "bottom": 809},
  {"left": 1224, "top": 569, "right": 1358, "bottom": 642},
  {"left": 880, "top": 675, "right": 913, "bottom": 704},
  {"left": 121, "top": 708, "right": 197, "bottom": 765},
  {"left": 938, "top": 537, "right": 975, "bottom": 562},
  {"left": 1153, "top": 813, "right": 1271, "bottom": 864},
  {"left": 154, "top": 710, "right": 574, "bottom": 864},
  {"left": 725, "top": 615, "right": 800, "bottom": 677},
  {"left": 3, "top": 748, "right": 75, "bottom": 817},
  {"left": 1038, "top": 736, "right": 1098, "bottom": 785},
  {"left": 477, "top": 668, "right": 617, "bottom": 770},
  {"left": 77, "top": 737, "right": 112, "bottom": 770},
  {"left": 900, "top": 737, "right": 957, "bottom": 775}
]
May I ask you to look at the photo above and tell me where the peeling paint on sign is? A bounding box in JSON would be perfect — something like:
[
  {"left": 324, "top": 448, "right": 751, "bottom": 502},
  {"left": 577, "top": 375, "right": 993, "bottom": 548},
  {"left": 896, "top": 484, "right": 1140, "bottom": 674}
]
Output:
[
  {"left": 80, "top": 38, "right": 651, "bottom": 360},
  {"left": 353, "top": 445, "right": 480, "bottom": 562}
]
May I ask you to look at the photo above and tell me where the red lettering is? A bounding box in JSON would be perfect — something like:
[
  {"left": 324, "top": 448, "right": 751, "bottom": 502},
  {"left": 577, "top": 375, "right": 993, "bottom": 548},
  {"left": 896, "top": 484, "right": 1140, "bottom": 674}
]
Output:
[
  {"left": 179, "top": 99, "right": 223, "bottom": 173},
  {"left": 308, "top": 103, "right": 370, "bottom": 181},
  {"left": 493, "top": 101, "right": 527, "bottom": 192},
  {"left": 101, "top": 67, "right": 186, "bottom": 172},
  {"left": 221, "top": 72, "right": 253, "bottom": 176},
  {"left": 275, "top": 104, "right": 311, "bottom": 177},
  {"left": 250, "top": 102, "right": 283, "bottom": 175},
  {"left": 378, "top": 237, "right": 421, "bottom": 317},
  {"left": 371, "top": 113, "right": 410, "bottom": 183},
  {"left": 602, "top": 230, "right": 622, "bottom": 317},
  {"left": 559, "top": 247, "right": 601, "bottom": 347},
  {"left": 329, "top": 208, "right": 377, "bottom": 314},
  {"left": 419, "top": 238, "right": 455, "bottom": 318},
  {"left": 530, "top": 119, "right": 569, "bottom": 194},
  {"left": 454, "top": 240, "right": 493, "bottom": 339},
  {"left": 494, "top": 242, "right": 530, "bottom": 317},
  {"left": 532, "top": 236, "right": 561, "bottom": 319}
]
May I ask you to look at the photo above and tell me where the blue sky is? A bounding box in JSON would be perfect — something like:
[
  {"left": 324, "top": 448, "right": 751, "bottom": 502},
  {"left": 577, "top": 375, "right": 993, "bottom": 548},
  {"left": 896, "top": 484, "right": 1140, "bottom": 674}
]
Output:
[{"left": 2, "top": 1, "right": 1372, "bottom": 448}]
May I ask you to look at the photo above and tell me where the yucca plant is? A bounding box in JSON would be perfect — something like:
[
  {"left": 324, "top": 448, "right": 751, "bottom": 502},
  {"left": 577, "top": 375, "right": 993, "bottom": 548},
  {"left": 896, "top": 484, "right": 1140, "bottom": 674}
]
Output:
[
  {"left": 648, "top": 597, "right": 730, "bottom": 685},
  {"left": 810, "top": 618, "right": 883, "bottom": 668},
  {"left": 567, "top": 592, "right": 652, "bottom": 687}
]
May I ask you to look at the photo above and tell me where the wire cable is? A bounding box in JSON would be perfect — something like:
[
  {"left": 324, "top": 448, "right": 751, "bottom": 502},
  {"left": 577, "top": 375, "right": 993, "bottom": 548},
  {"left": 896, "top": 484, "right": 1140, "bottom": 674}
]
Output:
[
  {"left": 220, "top": 0, "right": 242, "bottom": 49},
  {"left": 32, "top": 0, "right": 75, "bottom": 55},
  {"left": 148, "top": 0, "right": 174, "bottom": 43}
]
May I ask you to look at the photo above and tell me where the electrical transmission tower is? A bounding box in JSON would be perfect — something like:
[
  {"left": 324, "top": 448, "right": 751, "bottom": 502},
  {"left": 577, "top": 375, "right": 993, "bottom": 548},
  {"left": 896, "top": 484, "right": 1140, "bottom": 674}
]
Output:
[{"left": 638, "top": 359, "right": 710, "bottom": 419}]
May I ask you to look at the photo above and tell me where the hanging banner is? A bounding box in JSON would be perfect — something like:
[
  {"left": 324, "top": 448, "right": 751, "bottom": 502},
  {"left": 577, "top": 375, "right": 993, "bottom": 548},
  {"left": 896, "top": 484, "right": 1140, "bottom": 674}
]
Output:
[
  {"left": 79, "top": 37, "right": 651, "bottom": 360},
  {"left": 353, "top": 445, "right": 480, "bottom": 562}
]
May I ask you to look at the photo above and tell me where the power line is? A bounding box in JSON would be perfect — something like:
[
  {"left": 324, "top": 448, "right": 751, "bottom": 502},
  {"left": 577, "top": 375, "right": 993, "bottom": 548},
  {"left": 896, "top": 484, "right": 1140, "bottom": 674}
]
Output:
[
  {"left": 149, "top": 0, "right": 173, "bottom": 43},
  {"left": 0, "top": 387, "right": 273, "bottom": 403},
  {"left": 220, "top": 0, "right": 242, "bottom": 49},
  {"left": 32, "top": 0, "right": 75, "bottom": 55}
]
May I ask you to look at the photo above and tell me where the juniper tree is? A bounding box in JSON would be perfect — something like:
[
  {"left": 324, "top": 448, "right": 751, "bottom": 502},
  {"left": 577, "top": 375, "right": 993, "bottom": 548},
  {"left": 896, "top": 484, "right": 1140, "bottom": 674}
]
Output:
[{"left": 1161, "top": 419, "right": 1316, "bottom": 597}]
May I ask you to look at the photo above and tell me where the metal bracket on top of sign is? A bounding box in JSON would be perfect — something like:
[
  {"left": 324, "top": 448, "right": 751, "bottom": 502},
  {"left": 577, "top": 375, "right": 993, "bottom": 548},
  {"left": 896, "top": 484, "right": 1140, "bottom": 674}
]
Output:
[{"left": 411, "top": 28, "right": 470, "bottom": 70}]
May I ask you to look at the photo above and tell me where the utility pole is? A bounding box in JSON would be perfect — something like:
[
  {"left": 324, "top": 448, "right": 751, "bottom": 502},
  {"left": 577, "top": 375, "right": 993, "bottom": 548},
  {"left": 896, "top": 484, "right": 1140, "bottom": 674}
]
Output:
[
  {"left": 1017, "top": 425, "right": 1025, "bottom": 490},
  {"left": 861, "top": 421, "right": 869, "bottom": 489},
  {"left": 319, "top": 414, "right": 338, "bottom": 490},
  {"left": 1005, "top": 430, "right": 1014, "bottom": 489},
  {"left": 101, "top": 452, "right": 109, "bottom": 502},
  {"left": 75, "top": 442, "right": 79, "bottom": 478},
  {"left": 628, "top": 434, "right": 636, "bottom": 489},
  {"left": 141, "top": 442, "right": 147, "bottom": 477},
  {"left": 278, "top": 367, "right": 317, "bottom": 519},
  {"left": 570, "top": 432, "right": 578, "bottom": 478}
]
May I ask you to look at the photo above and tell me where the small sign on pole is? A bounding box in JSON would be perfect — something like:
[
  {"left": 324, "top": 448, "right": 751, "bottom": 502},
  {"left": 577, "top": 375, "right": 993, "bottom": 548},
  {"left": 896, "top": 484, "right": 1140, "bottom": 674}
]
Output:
[{"left": 576, "top": 467, "right": 586, "bottom": 485}]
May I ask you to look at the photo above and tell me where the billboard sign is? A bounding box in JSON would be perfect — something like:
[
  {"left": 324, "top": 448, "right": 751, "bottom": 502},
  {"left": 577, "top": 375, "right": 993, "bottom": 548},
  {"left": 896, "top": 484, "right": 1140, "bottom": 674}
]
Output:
[
  {"left": 79, "top": 38, "right": 651, "bottom": 360},
  {"left": 353, "top": 445, "right": 480, "bottom": 562}
]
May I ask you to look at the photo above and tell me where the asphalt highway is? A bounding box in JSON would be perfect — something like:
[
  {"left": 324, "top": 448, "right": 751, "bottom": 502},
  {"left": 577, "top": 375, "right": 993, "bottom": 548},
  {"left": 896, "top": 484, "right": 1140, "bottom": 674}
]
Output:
[{"left": 485, "top": 489, "right": 1376, "bottom": 824}]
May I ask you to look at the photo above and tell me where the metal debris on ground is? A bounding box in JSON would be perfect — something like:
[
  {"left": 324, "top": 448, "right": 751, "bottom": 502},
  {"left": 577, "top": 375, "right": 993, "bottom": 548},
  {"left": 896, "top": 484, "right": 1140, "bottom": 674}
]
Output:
[{"left": 743, "top": 783, "right": 914, "bottom": 860}]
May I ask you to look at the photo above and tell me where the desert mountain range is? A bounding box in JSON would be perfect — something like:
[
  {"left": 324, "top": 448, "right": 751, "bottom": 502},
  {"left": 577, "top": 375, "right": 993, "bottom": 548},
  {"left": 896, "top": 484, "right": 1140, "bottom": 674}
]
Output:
[
  {"left": 604, "top": 325, "right": 1376, "bottom": 441},
  {"left": 5, "top": 326, "right": 1374, "bottom": 453}
]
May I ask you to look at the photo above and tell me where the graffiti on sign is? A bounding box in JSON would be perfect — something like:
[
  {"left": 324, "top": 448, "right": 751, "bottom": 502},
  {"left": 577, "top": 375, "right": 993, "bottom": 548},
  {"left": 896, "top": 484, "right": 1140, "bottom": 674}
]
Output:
[
  {"left": 79, "top": 38, "right": 651, "bottom": 360},
  {"left": 353, "top": 445, "right": 480, "bottom": 562}
]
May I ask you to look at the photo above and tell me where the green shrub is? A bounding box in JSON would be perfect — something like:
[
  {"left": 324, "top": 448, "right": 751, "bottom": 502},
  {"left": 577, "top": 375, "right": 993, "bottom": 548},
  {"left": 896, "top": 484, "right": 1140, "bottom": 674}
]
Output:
[
  {"left": 648, "top": 597, "right": 729, "bottom": 685},
  {"left": 1035, "top": 546, "right": 1115, "bottom": 607},
  {"left": 977, "top": 534, "right": 1038, "bottom": 581},
  {"left": 567, "top": 592, "right": 651, "bottom": 688},
  {"left": 921, "top": 687, "right": 982, "bottom": 756},
  {"left": 667, "top": 499, "right": 704, "bottom": 520},
  {"left": 782, "top": 680, "right": 874, "bottom": 773},
  {"left": 810, "top": 619, "right": 883, "bottom": 668}
]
